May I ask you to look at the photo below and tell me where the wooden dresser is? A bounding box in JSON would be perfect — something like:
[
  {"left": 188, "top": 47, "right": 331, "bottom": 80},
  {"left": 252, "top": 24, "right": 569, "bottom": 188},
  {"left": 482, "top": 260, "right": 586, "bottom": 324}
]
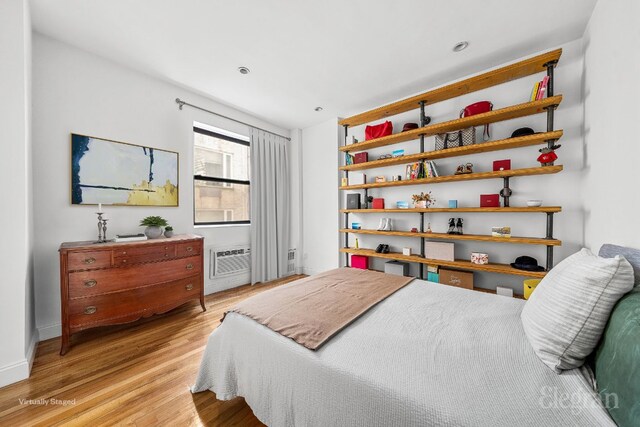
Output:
[{"left": 59, "top": 234, "right": 205, "bottom": 355}]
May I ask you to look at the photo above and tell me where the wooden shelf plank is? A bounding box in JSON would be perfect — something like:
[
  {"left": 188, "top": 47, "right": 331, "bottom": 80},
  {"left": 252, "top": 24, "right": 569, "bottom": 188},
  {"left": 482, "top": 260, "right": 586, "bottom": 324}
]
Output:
[
  {"left": 340, "top": 165, "right": 562, "bottom": 190},
  {"left": 340, "top": 248, "right": 547, "bottom": 278},
  {"left": 339, "top": 96, "right": 562, "bottom": 153},
  {"left": 340, "top": 206, "right": 562, "bottom": 214},
  {"left": 339, "top": 229, "right": 561, "bottom": 246},
  {"left": 340, "top": 131, "right": 563, "bottom": 171},
  {"left": 339, "top": 49, "right": 562, "bottom": 127}
]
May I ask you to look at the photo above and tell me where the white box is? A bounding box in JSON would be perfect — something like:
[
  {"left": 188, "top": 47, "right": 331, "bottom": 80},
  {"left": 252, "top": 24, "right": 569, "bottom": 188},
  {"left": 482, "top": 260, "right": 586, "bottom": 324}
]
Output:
[
  {"left": 384, "top": 261, "right": 410, "bottom": 276},
  {"left": 349, "top": 173, "right": 366, "bottom": 185},
  {"left": 402, "top": 247, "right": 412, "bottom": 256},
  {"left": 496, "top": 286, "right": 514, "bottom": 297},
  {"left": 425, "top": 241, "right": 455, "bottom": 261}
]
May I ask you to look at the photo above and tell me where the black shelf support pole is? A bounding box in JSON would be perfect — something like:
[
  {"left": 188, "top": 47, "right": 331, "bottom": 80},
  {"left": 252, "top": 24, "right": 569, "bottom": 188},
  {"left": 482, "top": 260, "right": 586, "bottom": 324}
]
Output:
[
  {"left": 544, "top": 60, "right": 558, "bottom": 148},
  {"left": 419, "top": 212, "right": 425, "bottom": 280},
  {"left": 500, "top": 177, "right": 512, "bottom": 207},
  {"left": 545, "top": 212, "right": 555, "bottom": 270},
  {"left": 343, "top": 124, "right": 350, "bottom": 267},
  {"left": 419, "top": 101, "right": 427, "bottom": 153},
  {"left": 419, "top": 101, "right": 427, "bottom": 280}
]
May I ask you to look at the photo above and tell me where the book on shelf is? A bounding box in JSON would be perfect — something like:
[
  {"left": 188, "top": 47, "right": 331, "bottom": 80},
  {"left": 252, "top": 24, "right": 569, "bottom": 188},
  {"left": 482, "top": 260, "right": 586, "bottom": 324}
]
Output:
[
  {"left": 536, "top": 76, "right": 549, "bottom": 100},
  {"left": 114, "top": 233, "right": 148, "bottom": 243},
  {"left": 345, "top": 153, "right": 355, "bottom": 165},
  {"left": 530, "top": 81, "right": 540, "bottom": 101}
]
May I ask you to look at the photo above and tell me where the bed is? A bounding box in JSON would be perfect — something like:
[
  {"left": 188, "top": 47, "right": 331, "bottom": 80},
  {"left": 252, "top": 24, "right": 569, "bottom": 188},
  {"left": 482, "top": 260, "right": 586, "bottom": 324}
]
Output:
[{"left": 192, "top": 245, "right": 639, "bottom": 426}]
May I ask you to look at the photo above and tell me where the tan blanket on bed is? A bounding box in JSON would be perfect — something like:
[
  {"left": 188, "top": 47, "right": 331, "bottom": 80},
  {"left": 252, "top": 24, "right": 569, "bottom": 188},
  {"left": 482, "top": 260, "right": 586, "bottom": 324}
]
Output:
[{"left": 224, "top": 268, "right": 414, "bottom": 350}]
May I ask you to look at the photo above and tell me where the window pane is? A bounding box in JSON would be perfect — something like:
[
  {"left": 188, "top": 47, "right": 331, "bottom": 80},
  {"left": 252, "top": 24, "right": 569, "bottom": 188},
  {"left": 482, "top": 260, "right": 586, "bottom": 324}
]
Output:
[
  {"left": 194, "top": 179, "right": 249, "bottom": 223},
  {"left": 194, "top": 132, "right": 250, "bottom": 181}
]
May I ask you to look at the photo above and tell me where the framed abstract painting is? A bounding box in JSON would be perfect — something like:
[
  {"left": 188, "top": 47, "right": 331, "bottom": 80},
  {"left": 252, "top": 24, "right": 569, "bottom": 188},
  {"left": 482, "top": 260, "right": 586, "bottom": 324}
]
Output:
[{"left": 71, "top": 134, "right": 179, "bottom": 206}]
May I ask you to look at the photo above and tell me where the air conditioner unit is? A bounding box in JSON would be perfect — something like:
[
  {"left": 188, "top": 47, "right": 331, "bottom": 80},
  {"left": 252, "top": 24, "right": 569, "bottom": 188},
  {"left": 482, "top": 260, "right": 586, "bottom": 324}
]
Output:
[{"left": 210, "top": 246, "right": 251, "bottom": 279}]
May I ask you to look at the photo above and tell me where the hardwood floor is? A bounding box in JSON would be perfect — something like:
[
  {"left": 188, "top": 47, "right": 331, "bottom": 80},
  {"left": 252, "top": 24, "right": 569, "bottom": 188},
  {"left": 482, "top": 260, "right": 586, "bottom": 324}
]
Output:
[{"left": 0, "top": 275, "right": 306, "bottom": 426}]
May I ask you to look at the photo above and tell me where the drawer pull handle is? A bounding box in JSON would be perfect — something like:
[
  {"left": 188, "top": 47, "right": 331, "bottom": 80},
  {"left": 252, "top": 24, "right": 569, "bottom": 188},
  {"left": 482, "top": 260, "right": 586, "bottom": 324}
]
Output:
[
  {"left": 83, "top": 257, "right": 96, "bottom": 265},
  {"left": 186, "top": 247, "right": 193, "bottom": 252},
  {"left": 84, "top": 280, "right": 97, "bottom": 288},
  {"left": 186, "top": 263, "right": 194, "bottom": 270},
  {"left": 122, "top": 251, "right": 127, "bottom": 255},
  {"left": 165, "top": 246, "right": 169, "bottom": 250},
  {"left": 84, "top": 306, "right": 97, "bottom": 315},
  {"left": 185, "top": 284, "right": 194, "bottom": 291},
  {"left": 122, "top": 259, "right": 127, "bottom": 263}
]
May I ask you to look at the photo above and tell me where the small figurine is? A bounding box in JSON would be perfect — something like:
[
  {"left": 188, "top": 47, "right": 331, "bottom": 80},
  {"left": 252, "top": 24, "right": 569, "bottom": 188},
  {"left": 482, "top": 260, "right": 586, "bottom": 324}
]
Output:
[
  {"left": 426, "top": 222, "right": 432, "bottom": 233},
  {"left": 410, "top": 227, "right": 418, "bottom": 233},
  {"left": 537, "top": 144, "right": 561, "bottom": 166}
]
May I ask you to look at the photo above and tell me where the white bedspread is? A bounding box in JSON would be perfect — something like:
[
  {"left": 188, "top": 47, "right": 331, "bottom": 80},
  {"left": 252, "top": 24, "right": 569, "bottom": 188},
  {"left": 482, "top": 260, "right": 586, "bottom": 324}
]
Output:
[{"left": 192, "top": 279, "right": 614, "bottom": 426}]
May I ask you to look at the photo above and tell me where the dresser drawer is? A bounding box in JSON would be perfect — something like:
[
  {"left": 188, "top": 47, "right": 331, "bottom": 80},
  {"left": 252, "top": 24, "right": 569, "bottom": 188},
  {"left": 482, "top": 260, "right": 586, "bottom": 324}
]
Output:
[
  {"left": 68, "top": 275, "right": 201, "bottom": 328},
  {"left": 113, "top": 243, "right": 177, "bottom": 266},
  {"left": 177, "top": 241, "right": 201, "bottom": 258},
  {"left": 68, "top": 255, "right": 202, "bottom": 298},
  {"left": 67, "top": 250, "right": 112, "bottom": 271}
]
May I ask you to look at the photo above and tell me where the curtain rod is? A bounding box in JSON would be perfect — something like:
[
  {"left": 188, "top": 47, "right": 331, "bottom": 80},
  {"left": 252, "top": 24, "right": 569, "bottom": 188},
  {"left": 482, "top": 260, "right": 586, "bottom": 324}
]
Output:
[{"left": 175, "top": 98, "right": 291, "bottom": 141}]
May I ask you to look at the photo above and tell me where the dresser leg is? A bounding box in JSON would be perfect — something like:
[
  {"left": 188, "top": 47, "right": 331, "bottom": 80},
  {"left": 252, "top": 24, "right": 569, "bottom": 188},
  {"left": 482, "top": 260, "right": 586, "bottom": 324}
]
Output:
[
  {"left": 200, "top": 296, "right": 207, "bottom": 312},
  {"left": 60, "top": 332, "right": 70, "bottom": 356}
]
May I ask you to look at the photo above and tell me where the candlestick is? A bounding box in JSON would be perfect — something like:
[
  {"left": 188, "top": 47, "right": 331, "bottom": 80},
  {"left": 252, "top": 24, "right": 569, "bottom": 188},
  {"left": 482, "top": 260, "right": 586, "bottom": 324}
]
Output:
[{"left": 98, "top": 203, "right": 103, "bottom": 213}]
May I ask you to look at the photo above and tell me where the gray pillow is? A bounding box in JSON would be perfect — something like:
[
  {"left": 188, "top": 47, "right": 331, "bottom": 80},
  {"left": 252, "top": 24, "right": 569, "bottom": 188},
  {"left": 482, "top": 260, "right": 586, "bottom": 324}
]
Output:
[{"left": 521, "top": 248, "right": 634, "bottom": 373}]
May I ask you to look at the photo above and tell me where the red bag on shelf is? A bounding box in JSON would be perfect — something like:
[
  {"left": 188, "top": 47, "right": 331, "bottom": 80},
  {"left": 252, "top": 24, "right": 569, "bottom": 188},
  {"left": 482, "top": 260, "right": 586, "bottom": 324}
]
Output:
[
  {"left": 460, "top": 101, "right": 493, "bottom": 141},
  {"left": 365, "top": 121, "right": 393, "bottom": 140}
]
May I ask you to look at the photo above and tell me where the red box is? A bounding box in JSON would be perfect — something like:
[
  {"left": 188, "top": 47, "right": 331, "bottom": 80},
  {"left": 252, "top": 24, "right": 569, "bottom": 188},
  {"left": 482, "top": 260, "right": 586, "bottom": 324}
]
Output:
[
  {"left": 354, "top": 152, "right": 369, "bottom": 164},
  {"left": 480, "top": 194, "right": 500, "bottom": 207},
  {"left": 493, "top": 159, "right": 511, "bottom": 171},
  {"left": 351, "top": 255, "right": 369, "bottom": 269},
  {"left": 372, "top": 198, "right": 385, "bottom": 209}
]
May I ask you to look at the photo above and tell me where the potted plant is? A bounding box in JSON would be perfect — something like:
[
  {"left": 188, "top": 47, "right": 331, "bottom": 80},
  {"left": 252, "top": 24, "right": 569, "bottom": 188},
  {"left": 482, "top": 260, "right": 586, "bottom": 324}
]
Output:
[
  {"left": 412, "top": 191, "right": 435, "bottom": 209},
  {"left": 139, "top": 216, "right": 168, "bottom": 239},
  {"left": 164, "top": 225, "right": 174, "bottom": 238}
]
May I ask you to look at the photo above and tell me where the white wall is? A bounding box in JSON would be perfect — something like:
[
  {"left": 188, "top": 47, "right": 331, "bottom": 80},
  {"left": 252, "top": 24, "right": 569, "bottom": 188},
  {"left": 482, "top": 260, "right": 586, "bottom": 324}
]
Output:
[
  {"left": 0, "top": 0, "right": 37, "bottom": 387},
  {"left": 301, "top": 39, "right": 586, "bottom": 294},
  {"left": 582, "top": 0, "right": 640, "bottom": 251},
  {"left": 32, "top": 34, "right": 290, "bottom": 340},
  {"left": 300, "top": 119, "right": 341, "bottom": 275}
]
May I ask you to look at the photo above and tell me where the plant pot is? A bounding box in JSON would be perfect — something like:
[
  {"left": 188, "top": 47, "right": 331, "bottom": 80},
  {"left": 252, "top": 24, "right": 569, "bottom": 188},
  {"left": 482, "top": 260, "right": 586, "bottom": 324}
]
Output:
[
  {"left": 416, "top": 201, "right": 428, "bottom": 209},
  {"left": 164, "top": 230, "right": 174, "bottom": 238},
  {"left": 144, "top": 226, "right": 163, "bottom": 239}
]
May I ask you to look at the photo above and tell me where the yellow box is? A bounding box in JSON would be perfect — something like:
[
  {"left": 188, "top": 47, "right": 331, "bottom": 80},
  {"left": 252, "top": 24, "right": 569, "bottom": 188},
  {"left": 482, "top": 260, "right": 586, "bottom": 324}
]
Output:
[{"left": 523, "top": 279, "right": 542, "bottom": 300}]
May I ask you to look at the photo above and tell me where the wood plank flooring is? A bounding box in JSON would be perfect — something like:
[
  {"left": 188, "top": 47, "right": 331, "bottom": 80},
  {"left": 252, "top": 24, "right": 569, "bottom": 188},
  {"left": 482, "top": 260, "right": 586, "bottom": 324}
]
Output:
[{"left": 0, "top": 275, "right": 306, "bottom": 427}]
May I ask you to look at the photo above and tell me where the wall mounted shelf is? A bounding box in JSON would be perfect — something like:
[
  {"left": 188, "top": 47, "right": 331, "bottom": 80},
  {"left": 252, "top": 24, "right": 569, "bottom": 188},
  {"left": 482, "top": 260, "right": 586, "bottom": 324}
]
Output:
[
  {"left": 340, "top": 165, "right": 562, "bottom": 190},
  {"left": 339, "top": 96, "right": 562, "bottom": 153},
  {"left": 339, "top": 49, "right": 561, "bottom": 127},
  {"left": 340, "top": 248, "right": 548, "bottom": 279},
  {"left": 340, "top": 206, "right": 562, "bottom": 214},
  {"left": 340, "top": 130, "right": 563, "bottom": 172},
  {"left": 338, "top": 49, "right": 563, "bottom": 283},
  {"left": 339, "top": 229, "right": 561, "bottom": 246}
]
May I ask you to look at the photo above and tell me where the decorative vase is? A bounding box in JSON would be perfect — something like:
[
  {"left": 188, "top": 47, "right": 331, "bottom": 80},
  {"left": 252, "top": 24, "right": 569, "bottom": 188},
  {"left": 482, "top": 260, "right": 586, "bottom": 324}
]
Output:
[
  {"left": 164, "top": 230, "right": 174, "bottom": 238},
  {"left": 144, "top": 226, "right": 163, "bottom": 239},
  {"left": 416, "top": 200, "right": 427, "bottom": 209}
]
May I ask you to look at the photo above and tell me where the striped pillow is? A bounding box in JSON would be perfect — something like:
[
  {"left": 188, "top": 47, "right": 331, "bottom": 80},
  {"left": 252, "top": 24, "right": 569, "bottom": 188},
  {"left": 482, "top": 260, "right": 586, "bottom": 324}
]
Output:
[{"left": 521, "top": 248, "right": 634, "bottom": 373}]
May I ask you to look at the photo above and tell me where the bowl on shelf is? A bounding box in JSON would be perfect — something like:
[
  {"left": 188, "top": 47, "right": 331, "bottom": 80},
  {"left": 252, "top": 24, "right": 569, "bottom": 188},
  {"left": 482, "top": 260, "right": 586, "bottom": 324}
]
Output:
[{"left": 526, "top": 200, "right": 543, "bottom": 207}]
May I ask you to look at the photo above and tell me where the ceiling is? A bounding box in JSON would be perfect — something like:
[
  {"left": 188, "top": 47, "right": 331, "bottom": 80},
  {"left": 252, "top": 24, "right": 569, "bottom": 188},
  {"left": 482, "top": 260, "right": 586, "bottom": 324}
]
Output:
[{"left": 30, "top": 0, "right": 598, "bottom": 130}]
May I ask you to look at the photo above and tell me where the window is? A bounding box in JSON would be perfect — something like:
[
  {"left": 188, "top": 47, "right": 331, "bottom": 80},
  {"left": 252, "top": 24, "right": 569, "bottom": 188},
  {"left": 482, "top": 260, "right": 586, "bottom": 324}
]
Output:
[{"left": 194, "top": 125, "right": 250, "bottom": 225}]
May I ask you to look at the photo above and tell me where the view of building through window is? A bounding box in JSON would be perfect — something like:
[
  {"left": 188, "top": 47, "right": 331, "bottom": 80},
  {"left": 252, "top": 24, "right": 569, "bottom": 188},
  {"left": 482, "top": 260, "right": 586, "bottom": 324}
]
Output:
[{"left": 193, "top": 127, "right": 250, "bottom": 224}]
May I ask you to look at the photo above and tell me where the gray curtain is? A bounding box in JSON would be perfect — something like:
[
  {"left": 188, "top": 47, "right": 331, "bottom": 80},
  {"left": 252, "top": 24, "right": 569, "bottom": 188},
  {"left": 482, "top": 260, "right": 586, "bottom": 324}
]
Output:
[{"left": 249, "top": 128, "right": 290, "bottom": 284}]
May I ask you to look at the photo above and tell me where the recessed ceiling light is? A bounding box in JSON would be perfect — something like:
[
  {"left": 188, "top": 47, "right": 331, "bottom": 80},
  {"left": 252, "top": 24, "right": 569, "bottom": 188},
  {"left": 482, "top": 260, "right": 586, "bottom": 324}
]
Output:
[
  {"left": 238, "top": 66, "right": 250, "bottom": 75},
  {"left": 314, "top": 107, "right": 323, "bottom": 112},
  {"left": 453, "top": 41, "right": 469, "bottom": 52}
]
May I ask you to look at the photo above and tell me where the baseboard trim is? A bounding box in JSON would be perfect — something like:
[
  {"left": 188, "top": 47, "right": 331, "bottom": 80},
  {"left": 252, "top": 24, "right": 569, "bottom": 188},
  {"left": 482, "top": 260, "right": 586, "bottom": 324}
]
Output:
[
  {"left": 0, "top": 331, "right": 39, "bottom": 388},
  {"left": 37, "top": 322, "right": 61, "bottom": 341}
]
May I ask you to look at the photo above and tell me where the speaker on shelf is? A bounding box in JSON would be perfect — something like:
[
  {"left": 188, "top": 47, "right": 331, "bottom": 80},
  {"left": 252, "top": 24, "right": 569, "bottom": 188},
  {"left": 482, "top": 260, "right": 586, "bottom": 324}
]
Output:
[{"left": 347, "top": 193, "right": 361, "bottom": 209}]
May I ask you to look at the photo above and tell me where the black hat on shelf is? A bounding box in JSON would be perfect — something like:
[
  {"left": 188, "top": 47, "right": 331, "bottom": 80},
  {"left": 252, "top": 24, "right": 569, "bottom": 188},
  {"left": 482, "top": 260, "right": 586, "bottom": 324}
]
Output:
[
  {"left": 511, "top": 127, "right": 535, "bottom": 138},
  {"left": 402, "top": 123, "right": 419, "bottom": 132},
  {"left": 510, "top": 255, "right": 546, "bottom": 272}
]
